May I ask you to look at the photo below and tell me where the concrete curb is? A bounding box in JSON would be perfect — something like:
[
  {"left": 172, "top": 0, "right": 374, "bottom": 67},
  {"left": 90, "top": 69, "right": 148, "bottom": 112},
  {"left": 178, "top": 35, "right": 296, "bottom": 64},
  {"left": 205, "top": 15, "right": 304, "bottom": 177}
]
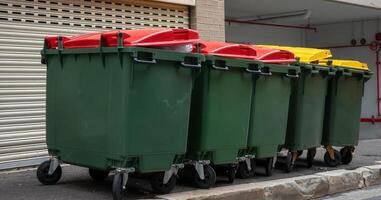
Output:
[{"left": 158, "top": 165, "right": 381, "bottom": 200}]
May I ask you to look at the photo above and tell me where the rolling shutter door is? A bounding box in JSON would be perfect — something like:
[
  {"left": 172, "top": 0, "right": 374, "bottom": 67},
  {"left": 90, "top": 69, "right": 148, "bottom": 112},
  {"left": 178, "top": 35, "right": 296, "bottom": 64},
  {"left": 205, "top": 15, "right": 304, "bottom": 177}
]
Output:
[{"left": 0, "top": 0, "right": 189, "bottom": 170}]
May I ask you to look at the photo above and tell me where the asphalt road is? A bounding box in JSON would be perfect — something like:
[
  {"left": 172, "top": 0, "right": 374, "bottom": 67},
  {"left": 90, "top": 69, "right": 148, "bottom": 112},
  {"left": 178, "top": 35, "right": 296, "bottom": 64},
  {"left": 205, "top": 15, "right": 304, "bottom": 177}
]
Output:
[
  {"left": 319, "top": 184, "right": 381, "bottom": 200},
  {"left": 1, "top": 139, "right": 381, "bottom": 200}
]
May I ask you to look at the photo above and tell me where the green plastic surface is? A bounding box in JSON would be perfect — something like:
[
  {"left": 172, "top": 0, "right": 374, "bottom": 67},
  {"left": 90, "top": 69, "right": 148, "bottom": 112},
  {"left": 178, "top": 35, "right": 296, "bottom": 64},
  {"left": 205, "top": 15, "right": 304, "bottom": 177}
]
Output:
[
  {"left": 247, "top": 64, "right": 299, "bottom": 158},
  {"left": 44, "top": 45, "right": 203, "bottom": 173},
  {"left": 187, "top": 56, "right": 258, "bottom": 165},
  {"left": 285, "top": 64, "right": 332, "bottom": 151},
  {"left": 322, "top": 67, "right": 372, "bottom": 146}
]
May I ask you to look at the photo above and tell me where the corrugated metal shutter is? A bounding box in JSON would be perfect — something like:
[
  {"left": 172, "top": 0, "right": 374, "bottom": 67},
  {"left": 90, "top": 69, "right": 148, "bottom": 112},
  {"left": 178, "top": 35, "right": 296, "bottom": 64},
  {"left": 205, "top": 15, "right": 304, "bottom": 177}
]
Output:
[{"left": 0, "top": 0, "right": 189, "bottom": 170}]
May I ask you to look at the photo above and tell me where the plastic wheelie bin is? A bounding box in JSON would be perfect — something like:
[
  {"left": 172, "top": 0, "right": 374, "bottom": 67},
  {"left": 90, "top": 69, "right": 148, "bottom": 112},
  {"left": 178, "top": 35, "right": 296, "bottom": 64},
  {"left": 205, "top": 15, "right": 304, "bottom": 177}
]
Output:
[
  {"left": 259, "top": 45, "right": 335, "bottom": 171},
  {"left": 37, "top": 29, "right": 203, "bottom": 200},
  {"left": 182, "top": 41, "right": 261, "bottom": 188},
  {"left": 319, "top": 59, "right": 372, "bottom": 166},
  {"left": 236, "top": 46, "right": 299, "bottom": 179}
]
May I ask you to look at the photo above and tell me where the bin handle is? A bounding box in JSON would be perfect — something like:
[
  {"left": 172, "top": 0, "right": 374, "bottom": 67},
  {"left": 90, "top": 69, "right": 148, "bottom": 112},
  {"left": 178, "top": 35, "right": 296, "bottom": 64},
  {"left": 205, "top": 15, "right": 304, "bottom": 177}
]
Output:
[
  {"left": 285, "top": 73, "right": 299, "bottom": 78},
  {"left": 133, "top": 57, "right": 157, "bottom": 64},
  {"left": 328, "top": 71, "right": 336, "bottom": 76},
  {"left": 343, "top": 71, "right": 352, "bottom": 76},
  {"left": 246, "top": 68, "right": 261, "bottom": 73},
  {"left": 260, "top": 71, "right": 272, "bottom": 76},
  {"left": 212, "top": 64, "right": 229, "bottom": 71},
  {"left": 363, "top": 73, "right": 372, "bottom": 79},
  {"left": 311, "top": 69, "right": 320, "bottom": 74},
  {"left": 181, "top": 62, "right": 201, "bottom": 69}
]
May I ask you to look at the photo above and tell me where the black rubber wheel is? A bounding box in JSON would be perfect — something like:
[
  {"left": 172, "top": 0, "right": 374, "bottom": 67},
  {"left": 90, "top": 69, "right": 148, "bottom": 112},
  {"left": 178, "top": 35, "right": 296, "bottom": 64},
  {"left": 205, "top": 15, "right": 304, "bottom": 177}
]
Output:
[
  {"left": 227, "top": 165, "right": 236, "bottom": 184},
  {"left": 324, "top": 149, "right": 342, "bottom": 167},
  {"left": 37, "top": 160, "right": 62, "bottom": 185},
  {"left": 306, "top": 148, "right": 316, "bottom": 168},
  {"left": 340, "top": 147, "right": 353, "bottom": 165},
  {"left": 177, "top": 165, "right": 193, "bottom": 182},
  {"left": 265, "top": 158, "right": 274, "bottom": 177},
  {"left": 112, "top": 173, "right": 124, "bottom": 200},
  {"left": 193, "top": 165, "right": 216, "bottom": 189},
  {"left": 284, "top": 152, "right": 294, "bottom": 173},
  {"left": 150, "top": 172, "right": 177, "bottom": 194},
  {"left": 89, "top": 168, "right": 109, "bottom": 181},
  {"left": 236, "top": 159, "right": 255, "bottom": 179},
  {"left": 297, "top": 150, "right": 303, "bottom": 157}
]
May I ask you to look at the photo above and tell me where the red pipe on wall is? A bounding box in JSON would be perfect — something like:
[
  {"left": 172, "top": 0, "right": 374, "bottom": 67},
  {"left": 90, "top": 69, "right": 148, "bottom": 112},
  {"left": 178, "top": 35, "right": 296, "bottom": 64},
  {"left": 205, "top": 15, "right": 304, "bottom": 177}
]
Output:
[
  {"left": 376, "top": 49, "right": 381, "bottom": 116},
  {"left": 360, "top": 118, "right": 381, "bottom": 123},
  {"left": 225, "top": 19, "right": 317, "bottom": 31},
  {"left": 317, "top": 44, "right": 371, "bottom": 49}
]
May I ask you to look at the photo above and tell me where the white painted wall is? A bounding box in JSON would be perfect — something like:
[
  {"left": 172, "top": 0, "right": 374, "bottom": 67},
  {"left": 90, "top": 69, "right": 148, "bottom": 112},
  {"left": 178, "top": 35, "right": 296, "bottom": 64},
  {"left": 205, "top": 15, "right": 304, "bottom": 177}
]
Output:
[
  {"left": 306, "top": 20, "right": 379, "bottom": 48},
  {"left": 225, "top": 19, "right": 381, "bottom": 138},
  {"left": 225, "top": 19, "right": 380, "bottom": 117},
  {"left": 306, "top": 19, "right": 381, "bottom": 118},
  {"left": 225, "top": 22, "right": 305, "bottom": 46},
  {"left": 330, "top": 45, "right": 381, "bottom": 140},
  {"left": 331, "top": 46, "right": 376, "bottom": 117}
]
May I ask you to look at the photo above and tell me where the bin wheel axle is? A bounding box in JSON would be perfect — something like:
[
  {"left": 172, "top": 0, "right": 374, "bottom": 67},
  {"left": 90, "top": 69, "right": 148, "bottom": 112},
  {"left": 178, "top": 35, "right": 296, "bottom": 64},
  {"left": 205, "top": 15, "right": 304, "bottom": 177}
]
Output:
[
  {"left": 306, "top": 148, "right": 316, "bottom": 168},
  {"left": 112, "top": 168, "right": 134, "bottom": 200},
  {"left": 265, "top": 158, "right": 274, "bottom": 177},
  {"left": 112, "top": 172, "right": 124, "bottom": 200},
  {"left": 227, "top": 164, "right": 236, "bottom": 184},
  {"left": 150, "top": 172, "right": 177, "bottom": 194},
  {"left": 324, "top": 148, "right": 341, "bottom": 167},
  {"left": 237, "top": 159, "right": 255, "bottom": 179},
  {"left": 193, "top": 165, "right": 216, "bottom": 189},
  {"left": 297, "top": 150, "right": 303, "bottom": 157},
  {"left": 284, "top": 151, "right": 296, "bottom": 173},
  {"left": 37, "top": 160, "right": 62, "bottom": 185},
  {"left": 340, "top": 146, "right": 354, "bottom": 165}
]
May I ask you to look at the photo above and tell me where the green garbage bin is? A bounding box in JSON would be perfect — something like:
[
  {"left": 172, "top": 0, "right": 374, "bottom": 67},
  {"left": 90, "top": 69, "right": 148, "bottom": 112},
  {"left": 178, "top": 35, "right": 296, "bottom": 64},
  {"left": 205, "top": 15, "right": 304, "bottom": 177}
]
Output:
[
  {"left": 183, "top": 41, "right": 262, "bottom": 188},
  {"left": 37, "top": 29, "right": 203, "bottom": 199},
  {"left": 285, "top": 63, "right": 334, "bottom": 170},
  {"left": 259, "top": 46, "right": 335, "bottom": 171},
  {"left": 320, "top": 59, "right": 372, "bottom": 166},
  {"left": 236, "top": 46, "right": 299, "bottom": 178}
]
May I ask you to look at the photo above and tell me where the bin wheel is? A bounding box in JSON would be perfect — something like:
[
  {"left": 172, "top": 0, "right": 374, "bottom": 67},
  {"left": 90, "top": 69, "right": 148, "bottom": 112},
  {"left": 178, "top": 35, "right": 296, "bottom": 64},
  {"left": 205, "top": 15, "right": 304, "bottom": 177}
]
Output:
[
  {"left": 193, "top": 165, "right": 216, "bottom": 189},
  {"left": 324, "top": 149, "right": 342, "bottom": 167},
  {"left": 227, "top": 165, "right": 236, "bottom": 184},
  {"left": 150, "top": 172, "right": 177, "bottom": 194},
  {"left": 89, "top": 168, "right": 109, "bottom": 181},
  {"left": 265, "top": 158, "right": 274, "bottom": 177},
  {"left": 236, "top": 159, "right": 255, "bottom": 179},
  {"left": 297, "top": 150, "right": 303, "bottom": 157},
  {"left": 340, "top": 147, "right": 353, "bottom": 165},
  {"left": 306, "top": 148, "right": 316, "bottom": 168},
  {"left": 37, "top": 160, "right": 62, "bottom": 185},
  {"left": 284, "top": 152, "right": 294, "bottom": 173},
  {"left": 112, "top": 173, "right": 125, "bottom": 200}
]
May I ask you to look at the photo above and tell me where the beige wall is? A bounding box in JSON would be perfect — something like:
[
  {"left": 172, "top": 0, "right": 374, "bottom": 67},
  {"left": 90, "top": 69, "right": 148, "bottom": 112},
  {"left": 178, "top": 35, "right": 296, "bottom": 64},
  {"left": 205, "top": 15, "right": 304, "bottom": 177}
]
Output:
[{"left": 190, "top": 0, "right": 225, "bottom": 41}]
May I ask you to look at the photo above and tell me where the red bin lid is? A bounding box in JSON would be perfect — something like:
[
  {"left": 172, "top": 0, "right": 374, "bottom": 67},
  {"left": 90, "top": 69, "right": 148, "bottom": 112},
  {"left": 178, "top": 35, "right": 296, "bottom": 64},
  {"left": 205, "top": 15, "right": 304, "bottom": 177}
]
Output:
[
  {"left": 61, "top": 28, "right": 199, "bottom": 49},
  {"left": 62, "top": 32, "right": 101, "bottom": 49},
  {"left": 194, "top": 41, "right": 257, "bottom": 59},
  {"left": 252, "top": 46, "right": 295, "bottom": 63},
  {"left": 44, "top": 36, "right": 71, "bottom": 49}
]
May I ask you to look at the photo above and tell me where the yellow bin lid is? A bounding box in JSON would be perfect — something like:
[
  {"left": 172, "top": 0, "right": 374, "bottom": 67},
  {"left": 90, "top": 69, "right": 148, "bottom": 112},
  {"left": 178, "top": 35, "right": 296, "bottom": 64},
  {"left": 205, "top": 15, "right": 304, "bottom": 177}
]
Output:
[
  {"left": 319, "top": 59, "right": 369, "bottom": 71},
  {"left": 258, "top": 45, "right": 332, "bottom": 64}
]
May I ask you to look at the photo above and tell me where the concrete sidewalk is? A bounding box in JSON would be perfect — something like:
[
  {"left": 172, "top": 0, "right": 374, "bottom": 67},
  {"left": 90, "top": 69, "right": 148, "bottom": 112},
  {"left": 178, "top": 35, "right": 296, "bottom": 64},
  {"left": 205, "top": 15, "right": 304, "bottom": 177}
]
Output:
[
  {"left": 1, "top": 139, "right": 381, "bottom": 200},
  {"left": 160, "top": 165, "right": 381, "bottom": 200}
]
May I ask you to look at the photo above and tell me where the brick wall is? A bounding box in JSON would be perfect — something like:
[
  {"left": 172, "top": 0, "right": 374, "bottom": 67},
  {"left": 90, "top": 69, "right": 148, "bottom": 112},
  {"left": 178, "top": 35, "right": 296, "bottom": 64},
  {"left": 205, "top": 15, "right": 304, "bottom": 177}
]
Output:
[{"left": 190, "top": 0, "right": 225, "bottom": 41}]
